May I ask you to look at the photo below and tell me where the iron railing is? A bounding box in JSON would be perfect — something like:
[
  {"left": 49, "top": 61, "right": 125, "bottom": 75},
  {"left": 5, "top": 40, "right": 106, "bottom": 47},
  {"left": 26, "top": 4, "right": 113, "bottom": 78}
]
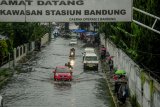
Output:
[{"left": 133, "top": 7, "right": 160, "bottom": 35}]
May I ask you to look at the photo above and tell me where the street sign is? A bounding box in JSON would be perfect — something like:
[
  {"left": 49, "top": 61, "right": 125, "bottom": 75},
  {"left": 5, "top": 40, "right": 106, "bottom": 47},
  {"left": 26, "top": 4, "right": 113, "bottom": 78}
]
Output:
[{"left": 0, "top": 0, "right": 132, "bottom": 22}]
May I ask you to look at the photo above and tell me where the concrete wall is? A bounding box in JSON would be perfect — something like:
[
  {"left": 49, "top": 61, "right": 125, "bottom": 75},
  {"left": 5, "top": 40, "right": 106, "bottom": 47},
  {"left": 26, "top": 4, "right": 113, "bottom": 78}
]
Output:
[
  {"left": 13, "top": 33, "right": 49, "bottom": 65},
  {"left": 13, "top": 42, "right": 35, "bottom": 65},
  {"left": 14, "top": 33, "right": 49, "bottom": 64},
  {"left": 41, "top": 33, "right": 49, "bottom": 46},
  {"left": 153, "top": 82, "right": 160, "bottom": 107},
  {"left": 100, "top": 34, "right": 160, "bottom": 107}
]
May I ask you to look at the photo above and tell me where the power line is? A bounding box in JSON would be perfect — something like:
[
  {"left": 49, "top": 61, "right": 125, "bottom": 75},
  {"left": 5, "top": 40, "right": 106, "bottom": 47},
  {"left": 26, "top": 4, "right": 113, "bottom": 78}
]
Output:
[
  {"left": 118, "top": 44, "right": 160, "bottom": 56},
  {"left": 134, "top": 50, "right": 160, "bottom": 56}
]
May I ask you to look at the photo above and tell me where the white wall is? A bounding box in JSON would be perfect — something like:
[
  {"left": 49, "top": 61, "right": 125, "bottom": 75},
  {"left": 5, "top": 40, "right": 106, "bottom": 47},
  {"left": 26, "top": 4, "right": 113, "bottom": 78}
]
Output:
[
  {"left": 100, "top": 35, "right": 160, "bottom": 107},
  {"left": 41, "top": 33, "right": 49, "bottom": 46},
  {"left": 13, "top": 33, "right": 49, "bottom": 65}
]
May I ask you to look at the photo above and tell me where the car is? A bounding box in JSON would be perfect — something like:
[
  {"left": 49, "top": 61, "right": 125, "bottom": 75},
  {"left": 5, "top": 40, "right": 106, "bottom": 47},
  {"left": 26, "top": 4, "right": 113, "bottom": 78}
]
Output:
[
  {"left": 69, "top": 38, "right": 78, "bottom": 45},
  {"left": 53, "top": 29, "right": 60, "bottom": 37},
  {"left": 70, "top": 33, "right": 78, "bottom": 38},
  {"left": 83, "top": 53, "right": 99, "bottom": 70},
  {"left": 53, "top": 66, "right": 72, "bottom": 81},
  {"left": 84, "top": 47, "right": 95, "bottom": 53},
  {"left": 83, "top": 47, "right": 95, "bottom": 60}
]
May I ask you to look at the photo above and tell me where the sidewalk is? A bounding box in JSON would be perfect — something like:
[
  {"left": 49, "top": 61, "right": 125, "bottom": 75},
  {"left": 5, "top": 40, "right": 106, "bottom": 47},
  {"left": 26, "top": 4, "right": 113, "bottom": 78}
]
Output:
[{"left": 101, "top": 62, "right": 132, "bottom": 107}]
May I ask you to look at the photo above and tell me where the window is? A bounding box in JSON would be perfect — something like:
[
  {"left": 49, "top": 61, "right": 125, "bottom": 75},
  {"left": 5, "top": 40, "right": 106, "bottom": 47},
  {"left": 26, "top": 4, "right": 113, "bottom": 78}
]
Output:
[
  {"left": 85, "top": 56, "right": 97, "bottom": 61},
  {"left": 56, "top": 67, "right": 70, "bottom": 73}
]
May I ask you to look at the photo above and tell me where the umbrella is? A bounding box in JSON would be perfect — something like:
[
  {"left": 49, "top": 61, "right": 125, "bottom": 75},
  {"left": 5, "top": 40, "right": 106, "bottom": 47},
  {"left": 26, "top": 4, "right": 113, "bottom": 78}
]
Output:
[
  {"left": 72, "top": 29, "right": 86, "bottom": 33},
  {"left": 115, "top": 70, "right": 126, "bottom": 75}
]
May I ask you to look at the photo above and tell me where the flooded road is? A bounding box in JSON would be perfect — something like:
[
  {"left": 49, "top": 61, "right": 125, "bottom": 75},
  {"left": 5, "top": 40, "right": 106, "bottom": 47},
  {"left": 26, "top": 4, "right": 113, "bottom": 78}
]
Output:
[{"left": 0, "top": 37, "right": 114, "bottom": 107}]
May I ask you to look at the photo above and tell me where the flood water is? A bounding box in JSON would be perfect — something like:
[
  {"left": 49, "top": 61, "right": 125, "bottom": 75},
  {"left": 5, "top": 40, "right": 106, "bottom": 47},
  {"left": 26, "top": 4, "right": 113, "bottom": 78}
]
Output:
[{"left": 0, "top": 37, "right": 114, "bottom": 107}]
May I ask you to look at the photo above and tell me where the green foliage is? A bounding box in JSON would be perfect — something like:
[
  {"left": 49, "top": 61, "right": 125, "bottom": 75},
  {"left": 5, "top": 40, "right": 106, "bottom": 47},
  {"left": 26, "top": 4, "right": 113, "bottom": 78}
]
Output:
[
  {"left": 31, "top": 23, "right": 49, "bottom": 41},
  {"left": 130, "top": 94, "right": 141, "bottom": 107},
  {"left": 0, "top": 68, "right": 13, "bottom": 77},
  {"left": 0, "top": 68, "right": 13, "bottom": 88},
  {"left": 0, "top": 22, "right": 49, "bottom": 47},
  {"left": 127, "top": 49, "right": 138, "bottom": 59},
  {"left": 6, "top": 39, "right": 13, "bottom": 52},
  {"left": 99, "top": 0, "right": 160, "bottom": 79},
  {"left": 0, "top": 40, "right": 8, "bottom": 56},
  {"left": 150, "top": 80, "right": 154, "bottom": 99},
  {"left": 141, "top": 70, "right": 146, "bottom": 86},
  {"left": 0, "top": 22, "right": 49, "bottom": 63}
]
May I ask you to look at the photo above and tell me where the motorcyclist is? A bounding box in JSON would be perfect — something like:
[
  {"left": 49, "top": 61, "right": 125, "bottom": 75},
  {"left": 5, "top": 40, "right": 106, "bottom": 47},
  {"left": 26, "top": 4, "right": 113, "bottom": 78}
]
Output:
[
  {"left": 69, "top": 48, "right": 75, "bottom": 57},
  {"left": 67, "top": 62, "right": 73, "bottom": 69},
  {"left": 65, "top": 62, "right": 73, "bottom": 70}
]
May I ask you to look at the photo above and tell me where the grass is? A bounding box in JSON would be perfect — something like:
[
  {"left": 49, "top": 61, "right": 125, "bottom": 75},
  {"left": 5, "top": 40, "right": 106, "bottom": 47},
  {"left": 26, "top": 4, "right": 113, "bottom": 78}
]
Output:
[{"left": 0, "top": 68, "right": 13, "bottom": 88}]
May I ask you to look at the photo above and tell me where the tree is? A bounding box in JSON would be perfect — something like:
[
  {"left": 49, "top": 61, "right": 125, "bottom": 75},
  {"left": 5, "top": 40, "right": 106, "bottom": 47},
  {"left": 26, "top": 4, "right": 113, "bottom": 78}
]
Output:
[{"left": 98, "top": 0, "right": 160, "bottom": 80}]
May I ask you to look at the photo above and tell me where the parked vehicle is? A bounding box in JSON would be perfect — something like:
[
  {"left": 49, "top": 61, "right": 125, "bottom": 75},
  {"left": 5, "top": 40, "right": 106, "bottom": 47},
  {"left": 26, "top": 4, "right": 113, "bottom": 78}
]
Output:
[
  {"left": 114, "top": 80, "right": 128, "bottom": 104},
  {"left": 69, "top": 38, "right": 77, "bottom": 45},
  {"left": 83, "top": 52, "right": 99, "bottom": 70},
  {"left": 84, "top": 47, "right": 95, "bottom": 53},
  {"left": 53, "top": 66, "right": 72, "bottom": 81},
  {"left": 70, "top": 33, "right": 78, "bottom": 38}
]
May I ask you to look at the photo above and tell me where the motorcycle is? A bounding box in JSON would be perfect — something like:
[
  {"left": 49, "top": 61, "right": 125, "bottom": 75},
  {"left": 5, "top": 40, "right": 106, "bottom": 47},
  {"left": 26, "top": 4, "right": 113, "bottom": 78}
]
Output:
[
  {"left": 115, "top": 81, "right": 128, "bottom": 104},
  {"left": 65, "top": 62, "right": 73, "bottom": 70},
  {"left": 69, "top": 48, "right": 75, "bottom": 58},
  {"left": 70, "top": 59, "right": 75, "bottom": 66},
  {"left": 70, "top": 51, "right": 75, "bottom": 57}
]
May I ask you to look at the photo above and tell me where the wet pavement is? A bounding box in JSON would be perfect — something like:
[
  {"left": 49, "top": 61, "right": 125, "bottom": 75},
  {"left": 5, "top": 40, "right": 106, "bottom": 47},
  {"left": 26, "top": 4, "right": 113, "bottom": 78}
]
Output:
[{"left": 0, "top": 37, "right": 114, "bottom": 107}]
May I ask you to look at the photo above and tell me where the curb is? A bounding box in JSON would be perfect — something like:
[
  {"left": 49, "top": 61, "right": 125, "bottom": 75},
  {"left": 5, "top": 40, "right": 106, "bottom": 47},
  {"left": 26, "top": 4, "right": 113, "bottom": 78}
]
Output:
[
  {"left": 102, "top": 63, "right": 119, "bottom": 107},
  {"left": 102, "top": 62, "right": 132, "bottom": 107}
]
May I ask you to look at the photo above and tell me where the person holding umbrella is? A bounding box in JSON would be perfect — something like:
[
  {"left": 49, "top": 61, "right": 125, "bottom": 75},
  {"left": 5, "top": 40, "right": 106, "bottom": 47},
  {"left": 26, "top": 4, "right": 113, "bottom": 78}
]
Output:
[
  {"left": 115, "top": 69, "right": 126, "bottom": 75},
  {"left": 114, "top": 69, "right": 128, "bottom": 104}
]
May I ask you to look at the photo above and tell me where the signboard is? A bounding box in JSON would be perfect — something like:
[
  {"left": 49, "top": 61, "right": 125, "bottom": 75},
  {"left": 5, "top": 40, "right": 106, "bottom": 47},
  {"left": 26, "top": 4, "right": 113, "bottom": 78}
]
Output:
[{"left": 0, "top": 0, "right": 132, "bottom": 22}]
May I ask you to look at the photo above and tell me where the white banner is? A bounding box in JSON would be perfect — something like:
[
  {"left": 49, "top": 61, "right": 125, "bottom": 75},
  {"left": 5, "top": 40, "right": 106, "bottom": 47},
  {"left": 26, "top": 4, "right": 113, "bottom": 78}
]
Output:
[{"left": 0, "top": 0, "right": 132, "bottom": 22}]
